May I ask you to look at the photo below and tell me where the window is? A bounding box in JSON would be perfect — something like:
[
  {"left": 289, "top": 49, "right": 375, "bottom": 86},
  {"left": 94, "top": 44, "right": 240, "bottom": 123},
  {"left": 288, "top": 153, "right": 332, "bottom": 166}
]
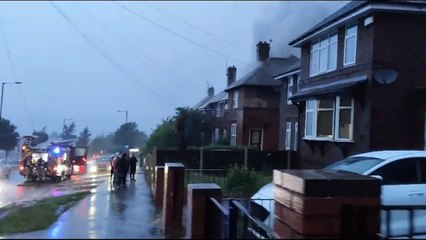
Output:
[
  {"left": 285, "top": 122, "right": 291, "bottom": 150},
  {"left": 230, "top": 123, "right": 237, "bottom": 146},
  {"left": 344, "top": 25, "right": 357, "bottom": 65},
  {"left": 287, "top": 76, "right": 293, "bottom": 105},
  {"left": 232, "top": 91, "right": 239, "bottom": 109},
  {"left": 293, "top": 122, "right": 298, "bottom": 151},
  {"left": 214, "top": 128, "right": 220, "bottom": 141},
  {"left": 370, "top": 159, "right": 418, "bottom": 185},
  {"left": 305, "top": 96, "right": 354, "bottom": 140},
  {"left": 310, "top": 34, "right": 337, "bottom": 76},
  {"left": 215, "top": 104, "right": 221, "bottom": 117}
]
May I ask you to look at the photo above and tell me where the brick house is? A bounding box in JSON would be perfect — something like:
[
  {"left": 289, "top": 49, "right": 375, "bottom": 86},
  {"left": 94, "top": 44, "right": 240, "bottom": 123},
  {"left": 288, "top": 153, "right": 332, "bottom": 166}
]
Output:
[
  {"left": 224, "top": 41, "right": 300, "bottom": 151},
  {"left": 288, "top": 0, "right": 426, "bottom": 168},
  {"left": 274, "top": 63, "right": 301, "bottom": 152}
]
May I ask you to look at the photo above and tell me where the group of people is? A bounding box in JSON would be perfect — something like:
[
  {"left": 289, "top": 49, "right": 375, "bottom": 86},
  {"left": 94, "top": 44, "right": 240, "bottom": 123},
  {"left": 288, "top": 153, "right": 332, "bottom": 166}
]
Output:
[{"left": 109, "top": 152, "right": 138, "bottom": 187}]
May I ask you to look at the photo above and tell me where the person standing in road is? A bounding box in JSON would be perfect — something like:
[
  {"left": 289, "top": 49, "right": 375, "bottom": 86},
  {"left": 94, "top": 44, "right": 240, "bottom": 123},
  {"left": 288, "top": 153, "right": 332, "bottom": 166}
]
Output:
[
  {"left": 117, "top": 153, "right": 129, "bottom": 187},
  {"left": 129, "top": 154, "right": 138, "bottom": 182},
  {"left": 112, "top": 153, "right": 120, "bottom": 184}
]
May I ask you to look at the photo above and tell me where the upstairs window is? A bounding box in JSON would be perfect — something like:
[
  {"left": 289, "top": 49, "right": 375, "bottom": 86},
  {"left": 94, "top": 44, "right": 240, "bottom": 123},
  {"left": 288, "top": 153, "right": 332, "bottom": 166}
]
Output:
[
  {"left": 287, "top": 76, "right": 294, "bottom": 105},
  {"left": 215, "top": 104, "right": 221, "bottom": 117},
  {"left": 344, "top": 25, "right": 358, "bottom": 66},
  {"left": 232, "top": 91, "right": 239, "bottom": 109},
  {"left": 310, "top": 34, "right": 337, "bottom": 76}
]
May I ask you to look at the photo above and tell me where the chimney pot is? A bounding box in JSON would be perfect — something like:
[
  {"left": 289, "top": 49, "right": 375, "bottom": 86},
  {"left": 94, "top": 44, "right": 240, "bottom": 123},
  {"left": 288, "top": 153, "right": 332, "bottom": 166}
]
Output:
[
  {"left": 257, "top": 41, "right": 270, "bottom": 62},
  {"left": 208, "top": 86, "right": 214, "bottom": 96},
  {"left": 227, "top": 65, "right": 237, "bottom": 86}
]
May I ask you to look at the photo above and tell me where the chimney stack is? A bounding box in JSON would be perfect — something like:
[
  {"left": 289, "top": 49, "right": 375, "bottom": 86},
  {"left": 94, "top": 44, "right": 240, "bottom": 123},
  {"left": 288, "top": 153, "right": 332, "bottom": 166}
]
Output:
[
  {"left": 257, "top": 41, "right": 270, "bottom": 62},
  {"left": 227, "top": 65, "right": 237, "bottom": 86},
  {"left": 207, "top": 86, "right": 214, "bottom": 96}
]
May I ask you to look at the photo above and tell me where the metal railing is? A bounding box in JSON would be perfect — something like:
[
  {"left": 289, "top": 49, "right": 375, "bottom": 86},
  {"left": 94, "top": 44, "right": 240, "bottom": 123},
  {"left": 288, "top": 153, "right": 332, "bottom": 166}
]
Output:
[
  {"left": 184, "top": 169, "right": 228, "bottom": 188},
  {"left": 380, "top": 205, "right": 426, "bottom": 239},
  {"left": 206, "top": 197, "right": 229, "bottom": 239},
  {"left": 229, "top": 199, "right": 277, "bottom": 239}
]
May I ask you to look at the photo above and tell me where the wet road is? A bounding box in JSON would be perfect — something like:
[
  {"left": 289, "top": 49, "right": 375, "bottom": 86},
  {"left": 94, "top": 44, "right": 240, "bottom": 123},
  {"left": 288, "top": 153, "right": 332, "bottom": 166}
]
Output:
[
  {"left": 1, "top": 168, "right": 164, "bottom": 239},
  {"left": 0, "top": 166, "right": 109, "bottom": 209}
]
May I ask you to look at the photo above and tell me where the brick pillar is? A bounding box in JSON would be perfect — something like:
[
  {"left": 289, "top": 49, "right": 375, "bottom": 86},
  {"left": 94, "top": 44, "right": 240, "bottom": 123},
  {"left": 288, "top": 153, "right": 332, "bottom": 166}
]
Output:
[
  {"left": 163, "top": 162, "right": 185, "bottom": 237},
  {"left": 155, "top": 166, "right": 165, "bottom": 207},
  {"left": 273, "top": 169, "right": 381, "bottom": 239},
  {"left": 186, "top": 183, "right": 222, "bottom": 239}
]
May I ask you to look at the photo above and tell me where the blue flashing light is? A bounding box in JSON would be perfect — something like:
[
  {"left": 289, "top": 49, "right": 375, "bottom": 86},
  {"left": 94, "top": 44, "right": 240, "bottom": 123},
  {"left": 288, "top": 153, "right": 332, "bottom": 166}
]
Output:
[{"left": 53, "top": 147, "right": 60, "bottom": 154}]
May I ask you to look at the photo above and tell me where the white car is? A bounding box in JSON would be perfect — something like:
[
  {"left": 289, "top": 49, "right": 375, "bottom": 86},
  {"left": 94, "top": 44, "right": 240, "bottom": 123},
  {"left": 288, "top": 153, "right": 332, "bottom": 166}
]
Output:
[
  {"left": 251, "top": 150, "right": 426, "bottom": 238},
  {"left": 0, "top": 161, "right": 12, "bottom": 178}
]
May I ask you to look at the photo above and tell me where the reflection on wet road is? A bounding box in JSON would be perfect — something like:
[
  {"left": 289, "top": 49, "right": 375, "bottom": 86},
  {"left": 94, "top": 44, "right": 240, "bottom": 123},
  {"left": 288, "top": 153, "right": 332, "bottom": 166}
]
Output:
[
  {"left": 0, "top": 167, "right": 108, "bottom": 209},
  {"left": 2, "top": 169, "right": 164, "bottom": 239}
]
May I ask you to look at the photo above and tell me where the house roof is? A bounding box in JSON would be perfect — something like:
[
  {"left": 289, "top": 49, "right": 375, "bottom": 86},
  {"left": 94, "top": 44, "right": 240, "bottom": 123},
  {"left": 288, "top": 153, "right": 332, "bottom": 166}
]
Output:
[
  {"left": 289, "top": 0, "right": 426, "bottom": 47},
  {"left": 209, "top": 91, "right": 228, "bottom": 104},
  {"left": 225, "top": 56, "right": 300, "bottom": 92},
  {"left": 193, "top": 94, "right": 215, "bottom": 109}
]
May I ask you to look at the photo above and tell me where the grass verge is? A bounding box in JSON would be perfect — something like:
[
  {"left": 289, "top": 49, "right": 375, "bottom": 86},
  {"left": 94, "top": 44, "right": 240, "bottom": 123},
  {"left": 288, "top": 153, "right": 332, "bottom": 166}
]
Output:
[{"left": 0, "top": 191, "right": 91, "bottom": 235}]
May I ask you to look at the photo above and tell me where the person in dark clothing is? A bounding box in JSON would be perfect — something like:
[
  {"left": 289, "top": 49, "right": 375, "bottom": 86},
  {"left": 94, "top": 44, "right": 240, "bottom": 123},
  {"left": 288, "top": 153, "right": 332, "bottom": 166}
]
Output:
[
  {"left": 129, "top": 154, "right": 138, "bottom": 182},
  {"left": 117, "top": 153, "right": 129, "bottom": 187}
]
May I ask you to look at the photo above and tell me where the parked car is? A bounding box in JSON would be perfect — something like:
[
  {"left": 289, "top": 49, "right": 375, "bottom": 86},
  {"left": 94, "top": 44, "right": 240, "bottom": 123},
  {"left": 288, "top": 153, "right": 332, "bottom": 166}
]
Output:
[
  {"left": 89, "top": 155, "right": 112, "bottom": 173},
  {"left": 0, "top": 161, "right": 12, "bottom": 178},
  {"left": 251, "top": 150, "right": 426, "bottom": 238}
]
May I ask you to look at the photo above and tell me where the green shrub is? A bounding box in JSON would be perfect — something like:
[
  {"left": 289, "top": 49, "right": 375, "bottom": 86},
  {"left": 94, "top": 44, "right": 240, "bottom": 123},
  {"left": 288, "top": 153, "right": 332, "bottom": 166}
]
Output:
[{"left": 225, "top": 164, "right": 258, "bottom": 197}]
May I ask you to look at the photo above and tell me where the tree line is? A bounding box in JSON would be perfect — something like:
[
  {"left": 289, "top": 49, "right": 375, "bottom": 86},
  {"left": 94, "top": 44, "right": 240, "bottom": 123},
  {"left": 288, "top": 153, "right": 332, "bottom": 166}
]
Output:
[{"left": 1, "top": 106, "right": 223, "bottom": 159}]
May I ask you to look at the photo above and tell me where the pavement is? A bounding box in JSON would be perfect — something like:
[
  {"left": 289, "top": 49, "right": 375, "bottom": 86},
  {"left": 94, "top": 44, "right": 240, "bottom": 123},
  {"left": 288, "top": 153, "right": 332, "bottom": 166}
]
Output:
[{"left": 1, "top": 168, "right": 164, "bottom": 239}]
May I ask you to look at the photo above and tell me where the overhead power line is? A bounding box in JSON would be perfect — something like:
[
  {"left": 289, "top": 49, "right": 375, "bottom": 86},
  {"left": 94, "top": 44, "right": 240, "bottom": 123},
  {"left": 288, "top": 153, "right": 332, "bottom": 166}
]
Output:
[
  {"left": 76, "top": 4, "right": 191, "bottom": 89},
  {"left": 0, "top": 12, "right": 35, "bottom": 130},
  {"left": 49, "top": 1, "right": 177, "bottom": 108},
  {"left": 112, "top": 1, "right": 254, "bottom": 68},
  {"left": 139, "top": 2, "right": 253, "bottom": 55}
]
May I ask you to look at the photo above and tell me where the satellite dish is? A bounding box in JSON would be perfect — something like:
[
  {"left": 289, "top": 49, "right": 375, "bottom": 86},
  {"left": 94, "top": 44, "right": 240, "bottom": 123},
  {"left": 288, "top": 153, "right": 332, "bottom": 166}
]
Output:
[{"left": 374, "top": 69, "right": 398, "bottom": 85}]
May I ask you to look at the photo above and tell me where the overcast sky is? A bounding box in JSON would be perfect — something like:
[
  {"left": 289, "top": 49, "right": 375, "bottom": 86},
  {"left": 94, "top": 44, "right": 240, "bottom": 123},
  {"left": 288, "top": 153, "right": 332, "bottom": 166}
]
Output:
[{"left": 0, "top": 1, "right": 348, "bottom": 137}]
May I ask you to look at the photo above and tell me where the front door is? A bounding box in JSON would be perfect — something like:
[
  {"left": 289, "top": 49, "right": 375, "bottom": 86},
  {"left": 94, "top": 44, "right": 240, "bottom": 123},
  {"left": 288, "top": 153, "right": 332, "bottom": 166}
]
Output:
[{"left": 249, "top": 129, "right": 263, "bottom": 150}]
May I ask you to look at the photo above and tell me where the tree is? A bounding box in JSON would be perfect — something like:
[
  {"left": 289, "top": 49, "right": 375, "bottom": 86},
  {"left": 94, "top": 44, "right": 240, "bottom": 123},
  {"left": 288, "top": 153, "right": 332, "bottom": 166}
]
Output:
[
  {"left": 114, "top": 122, "right": 148, "bottom": 147},
  {"left": 143, "top": 107, "right": 212, "bottom": 155},
  {"left": 89, "top": 133, "right": 115, "bottom": 154},
  {"left": 76, "top": 127, "right": 91, "bottom": 147},
  {"left": 144, "top": 117, "right": 178, "bottom": 152},
  {"left": 61, "top": 122, "right": 77, "bottom": 140},
  {"left": 0, "top": 118, "right": 19, "bottom": 162},
  {"left": 32, "top": 127, "right": 48, "bottom": 146}
]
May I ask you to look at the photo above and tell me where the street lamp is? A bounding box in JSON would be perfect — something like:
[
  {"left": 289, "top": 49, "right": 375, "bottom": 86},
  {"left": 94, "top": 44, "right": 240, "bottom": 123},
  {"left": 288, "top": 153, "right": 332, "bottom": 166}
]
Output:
[
  {"left": 63, "top": 118, "right": 73, "bottom": 135},
  {"left": 0, "top": 81, "right": 23, "bottom": 120},
  {"left": 117, "top": 110, "right": 128, "bottom": 124}
]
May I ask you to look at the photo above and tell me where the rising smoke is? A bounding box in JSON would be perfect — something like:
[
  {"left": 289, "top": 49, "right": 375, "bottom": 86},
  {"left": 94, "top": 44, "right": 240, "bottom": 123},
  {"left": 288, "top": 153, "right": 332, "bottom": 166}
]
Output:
[{"left": 253, "top": 1, "right": 349, "bottom": 58}]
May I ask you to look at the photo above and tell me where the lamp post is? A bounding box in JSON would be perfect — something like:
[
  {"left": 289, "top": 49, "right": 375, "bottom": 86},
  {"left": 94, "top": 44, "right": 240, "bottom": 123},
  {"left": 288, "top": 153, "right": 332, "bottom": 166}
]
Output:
[
  {"left": 63, "top": 118, "right": 73, "bottom": 136},
  {"left": 0, "top": 81, "right": 23, "bottom": 120},
  {"left": 117, "top": 110, "right": 128, "bottom": 124}
]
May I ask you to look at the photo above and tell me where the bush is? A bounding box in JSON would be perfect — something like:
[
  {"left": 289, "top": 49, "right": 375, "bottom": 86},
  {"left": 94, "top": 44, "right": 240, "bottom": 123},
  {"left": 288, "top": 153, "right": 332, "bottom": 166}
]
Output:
[{"left": 225, "top": 164, "right": 258, "bottom": 197}]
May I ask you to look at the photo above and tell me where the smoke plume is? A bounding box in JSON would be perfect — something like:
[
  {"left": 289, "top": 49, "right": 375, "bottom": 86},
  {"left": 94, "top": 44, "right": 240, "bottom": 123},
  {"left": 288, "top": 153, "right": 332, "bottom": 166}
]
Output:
[{"left": 253, "top": 1, "right": 349, "bottom": 58}]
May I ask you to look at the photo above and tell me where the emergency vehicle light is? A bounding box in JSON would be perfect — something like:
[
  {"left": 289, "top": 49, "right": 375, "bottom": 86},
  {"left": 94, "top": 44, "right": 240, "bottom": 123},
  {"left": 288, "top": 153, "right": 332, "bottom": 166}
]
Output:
[{"left": 53, "top": 147, "right": 60, "bottom": 154}]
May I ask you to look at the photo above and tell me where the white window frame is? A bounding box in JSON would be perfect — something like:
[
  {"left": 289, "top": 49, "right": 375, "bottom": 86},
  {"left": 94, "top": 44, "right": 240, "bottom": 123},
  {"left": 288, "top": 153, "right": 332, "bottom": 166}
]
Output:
[
  {"left": 343, "top": 25, "right": 358, "bottom": 66},
  {"left": 214, "top": 128, "right": 220, "bottom": 141},
  {"left": 304, "top": 96, "right": 354, "bottom": 141},
  {"left": 293, "top": 122, "right": 298, "bottom": 151},
  {"left": 215, "top": 104, "right": 221, "bottom": 117},
  {"left": 230, "top": 123, "right": 237, "bottom": 146},
  {"left": 334, "top": 96, "right": 354, "bottom": 140},
  {"left": 232, "top": 91, "right": 239, "bottom": 109},
  {"left": 285, "top": 122, "right": 292, "bottom": 150},
  {"left": 287, "top": 76, "right": 294, "bottom": 105},
  {"left": 309, "top": 33, "right": 338, "bottom": 77}
]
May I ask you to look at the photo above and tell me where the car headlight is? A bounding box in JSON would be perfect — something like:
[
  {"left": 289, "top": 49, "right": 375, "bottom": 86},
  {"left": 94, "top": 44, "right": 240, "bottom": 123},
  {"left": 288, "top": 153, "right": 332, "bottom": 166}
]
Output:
[{"left": 90, "top": 166, "right": 97, "bottom": 172}]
